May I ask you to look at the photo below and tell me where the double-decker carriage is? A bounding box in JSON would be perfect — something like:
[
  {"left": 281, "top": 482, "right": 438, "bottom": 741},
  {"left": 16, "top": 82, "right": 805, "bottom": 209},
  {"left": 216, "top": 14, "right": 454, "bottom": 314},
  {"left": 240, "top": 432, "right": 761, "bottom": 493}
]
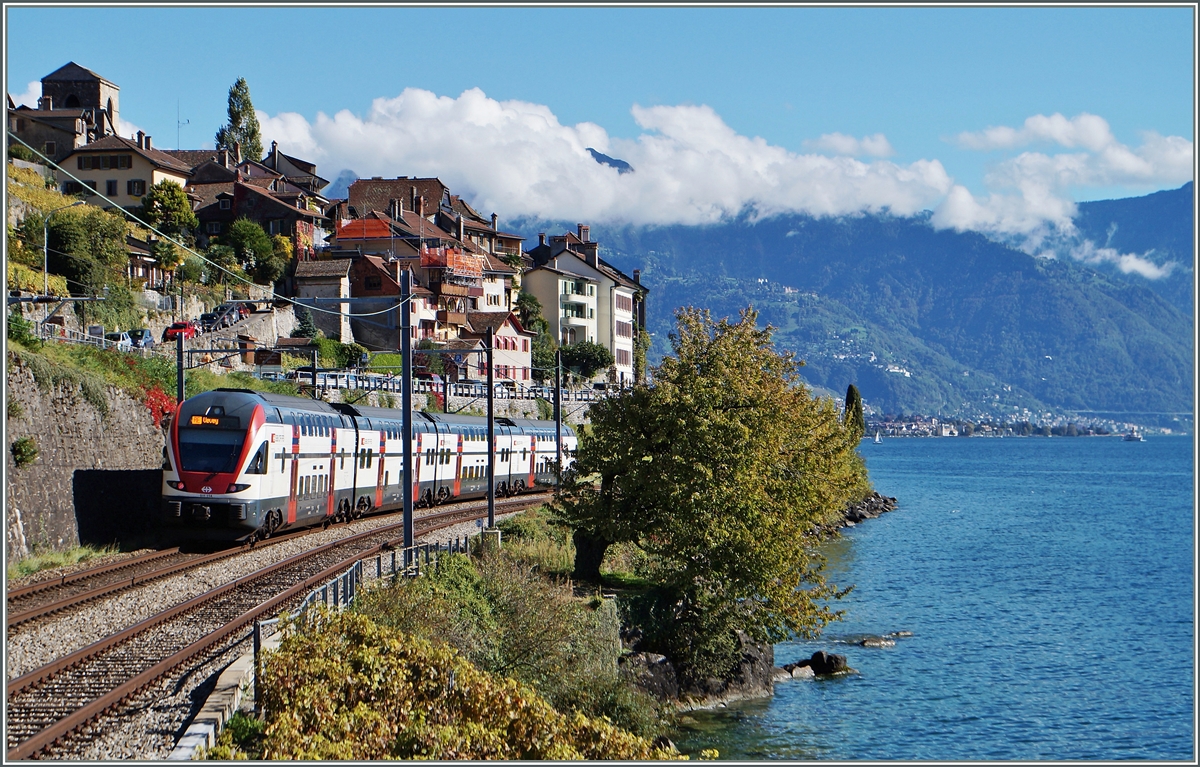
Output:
[{"left": 161, "top": 389, "right": 576, "bottom": 540}]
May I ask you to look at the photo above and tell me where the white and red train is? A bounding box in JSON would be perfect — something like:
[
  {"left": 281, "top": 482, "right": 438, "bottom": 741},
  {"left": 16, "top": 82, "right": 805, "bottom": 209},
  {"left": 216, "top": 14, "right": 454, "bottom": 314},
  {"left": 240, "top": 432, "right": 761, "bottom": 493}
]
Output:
[{"left": 161, "top": 389, "right": 576, "bottom": 539}]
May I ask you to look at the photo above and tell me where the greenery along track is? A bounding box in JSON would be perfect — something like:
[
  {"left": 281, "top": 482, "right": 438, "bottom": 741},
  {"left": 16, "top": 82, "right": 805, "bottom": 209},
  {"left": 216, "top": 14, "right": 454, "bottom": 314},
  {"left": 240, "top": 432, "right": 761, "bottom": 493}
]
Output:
[{"left": 4, "top": 496, "right": 545, "bottom": 760}]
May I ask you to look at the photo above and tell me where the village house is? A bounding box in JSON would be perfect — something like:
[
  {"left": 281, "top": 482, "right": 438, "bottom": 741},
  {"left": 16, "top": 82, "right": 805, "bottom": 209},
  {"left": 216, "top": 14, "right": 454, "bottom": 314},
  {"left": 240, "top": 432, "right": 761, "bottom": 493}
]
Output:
[
  {"left": 523, "top": 225, "right": 647, "bottom": 384},
  {"left": 293, "top": 259, "right": 352, "bottom": 342},
  {"left": 56, "top": 132, "right": 192, "bottom": 208},
  {"left": 459, "top": 311, "right": 536, "bottom": 383}
]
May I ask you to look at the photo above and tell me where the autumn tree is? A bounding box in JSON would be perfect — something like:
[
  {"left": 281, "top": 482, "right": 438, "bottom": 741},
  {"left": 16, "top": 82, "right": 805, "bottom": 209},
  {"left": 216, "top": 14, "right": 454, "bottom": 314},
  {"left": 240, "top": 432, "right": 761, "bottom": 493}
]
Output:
[
  {"left": 553, "top": 307, "right": 870, "bottom": 682},
  {"left": 140, "top": 180, "right": 197, "bottom": 242},
  {"left": 214, "top": 77, "right": 264, "bottom": 162}
]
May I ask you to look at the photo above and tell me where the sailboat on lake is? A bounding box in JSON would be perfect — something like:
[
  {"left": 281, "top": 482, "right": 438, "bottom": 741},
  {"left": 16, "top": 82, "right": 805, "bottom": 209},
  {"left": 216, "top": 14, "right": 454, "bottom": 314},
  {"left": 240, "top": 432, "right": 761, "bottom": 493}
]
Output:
[{"left": 874, "top": 430, "right": 882, "bottom": 444}]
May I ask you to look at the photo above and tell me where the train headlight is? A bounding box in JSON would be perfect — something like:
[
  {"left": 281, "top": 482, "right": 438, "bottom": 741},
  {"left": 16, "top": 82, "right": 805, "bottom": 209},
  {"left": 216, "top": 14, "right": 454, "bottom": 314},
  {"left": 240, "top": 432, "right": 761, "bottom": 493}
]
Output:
[
  {"left": 226, "top": 483, "right": 251, "bottom": 493},
  {"left": 167, "top": 480, "right": 186, "bottom": 491}
]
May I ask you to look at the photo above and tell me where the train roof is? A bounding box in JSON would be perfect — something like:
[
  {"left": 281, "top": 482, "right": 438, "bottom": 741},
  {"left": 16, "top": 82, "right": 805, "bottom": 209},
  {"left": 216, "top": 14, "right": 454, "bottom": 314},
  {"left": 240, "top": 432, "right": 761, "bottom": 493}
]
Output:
[{"left": 210, "top": 389, "right": 343, "bottom": 415}]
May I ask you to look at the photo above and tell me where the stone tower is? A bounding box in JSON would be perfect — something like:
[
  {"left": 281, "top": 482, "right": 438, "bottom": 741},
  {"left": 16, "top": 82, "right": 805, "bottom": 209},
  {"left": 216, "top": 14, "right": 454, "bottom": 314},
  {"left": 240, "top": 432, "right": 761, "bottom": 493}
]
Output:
[{"left": 39, "top": 62, "right": 119, "bottom": 132}]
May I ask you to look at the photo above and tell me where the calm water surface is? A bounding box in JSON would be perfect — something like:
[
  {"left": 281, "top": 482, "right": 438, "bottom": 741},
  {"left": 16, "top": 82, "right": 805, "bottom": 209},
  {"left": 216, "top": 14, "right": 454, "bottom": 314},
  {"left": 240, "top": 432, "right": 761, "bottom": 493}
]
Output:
[{"left": 674, "top": 436, "right": 1194, "bottom": 760}]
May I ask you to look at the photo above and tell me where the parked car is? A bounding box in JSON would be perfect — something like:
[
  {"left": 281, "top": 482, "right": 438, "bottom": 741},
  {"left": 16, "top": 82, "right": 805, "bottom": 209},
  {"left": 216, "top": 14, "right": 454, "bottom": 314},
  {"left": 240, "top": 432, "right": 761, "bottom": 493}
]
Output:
[
  {"left": 164, "top": 321, "right": 198, "bottom": 341},
  {"left": 200, "top": 312, "right": 232, "bottom": 332},
  {"left": 128, "top": 329, "right": 155, "bottom": 349},
  {"left": 104, "top": 332, "right": 132, "bottom": 352}
]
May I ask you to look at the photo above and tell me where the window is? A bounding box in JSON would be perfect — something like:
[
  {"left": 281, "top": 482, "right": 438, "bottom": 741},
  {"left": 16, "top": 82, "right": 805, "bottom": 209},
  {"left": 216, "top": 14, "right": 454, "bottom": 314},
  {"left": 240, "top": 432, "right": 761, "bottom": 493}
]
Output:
[
  {"left": 616, "top": 294, "right": 633, "bottom": 312},
  {"left": 128, "top": 179, "right": 146, "bottom": 196},
  {"left": 63, "top": 181, "right": 83, "bottom": 195},
  {"left": 207, "top": 222, "right": 221, "bottom": 234},
  {"left": 588, "top": 308, "right": 594, "bottom": 318},
  {"left": 83, "top": 180, "right": 97, "bottom": 191},
  {"left": 219, "top": 198, "right": 231, "bottom": 210},
  {"left": 616, "top": 349, "right": 632, "bottom": 366},
  {"left": 365, "top": 275, "right": 382, "bottom": 290},
  {"left": 106, "top": 180, "right": 118, "bottom": 196},
  {"left": 588, "top": 285, "right": 595, "bottom": 296},
  {"left": 487, "top": 293, "right": 500, "bottom": 306},
  {"left": 616, "top": 321, "right": 633, "bottom": 339},
  {"left": 522, "top": 339, "right": 529, "bottom": 352},
  {"left": 44, "top": 141, "right": 56, "bottom": 156}
]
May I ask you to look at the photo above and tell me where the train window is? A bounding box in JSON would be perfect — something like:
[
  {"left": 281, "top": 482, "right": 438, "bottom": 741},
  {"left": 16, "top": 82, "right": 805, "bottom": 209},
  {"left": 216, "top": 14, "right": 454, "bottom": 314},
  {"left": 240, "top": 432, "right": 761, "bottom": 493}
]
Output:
[
  {"left": 367, "top": 448, "right": 374, "bottom": 468},
  {"left": 162, "top": 446, "right": 171, "bottom": 471},
  {"left": 384, "top": 471, "right": 389, "bottom": 487},
  {"left": 339, "top": 449, "right": 346, "bottom": 469},
  {"left": 247, "top": 443, "right": 268, "bottom": 475}
]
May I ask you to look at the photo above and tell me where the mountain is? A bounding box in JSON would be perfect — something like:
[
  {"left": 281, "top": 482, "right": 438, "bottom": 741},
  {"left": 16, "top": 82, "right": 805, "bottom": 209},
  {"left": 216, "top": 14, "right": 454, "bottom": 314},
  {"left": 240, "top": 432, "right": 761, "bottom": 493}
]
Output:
[
  {"left": 323, "top": 169, "right": 359, "bottom": 201},
  {"left": 509, "top": 185, "right": 1193, "bottom": 423}
]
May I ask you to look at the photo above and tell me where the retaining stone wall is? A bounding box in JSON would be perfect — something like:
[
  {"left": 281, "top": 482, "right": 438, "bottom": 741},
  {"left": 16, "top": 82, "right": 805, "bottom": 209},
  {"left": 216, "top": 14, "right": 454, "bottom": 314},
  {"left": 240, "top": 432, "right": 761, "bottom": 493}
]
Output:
[{"left": 5, "top": 354, "right": 165, "bottom": 559}]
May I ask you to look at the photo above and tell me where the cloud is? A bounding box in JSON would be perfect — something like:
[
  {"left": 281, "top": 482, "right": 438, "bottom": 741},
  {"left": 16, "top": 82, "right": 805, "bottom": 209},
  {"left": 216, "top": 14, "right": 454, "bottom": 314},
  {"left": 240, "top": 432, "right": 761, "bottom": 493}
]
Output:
[
  {"left": 1068, "top": 240, "right": 1176, "bottom": 280},
  {"left": 805, "top": 132, "right": 894, "bottom": 157},
  {"left": 10, "top": 80, "right": 40, "bottom": 108},
  {"left": 257, "top": 88, "right": 951, "bottom": 227},
  {"left": 933, "top": 112, "right": 1193, "bottom": 258}
]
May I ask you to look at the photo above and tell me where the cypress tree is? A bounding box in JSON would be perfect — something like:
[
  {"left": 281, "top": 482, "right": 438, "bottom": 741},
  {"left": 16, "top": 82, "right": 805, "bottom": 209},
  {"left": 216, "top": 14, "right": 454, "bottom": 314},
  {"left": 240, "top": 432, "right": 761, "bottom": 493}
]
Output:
[
  {"left": 292, "top": 307, "right": 319, "bottom": 339},
  {"left": 214, "top": 77, "right": 264, "bottom": 162},
  {"left": 844, "top": 383, "right": 865, "bottom": 440}
]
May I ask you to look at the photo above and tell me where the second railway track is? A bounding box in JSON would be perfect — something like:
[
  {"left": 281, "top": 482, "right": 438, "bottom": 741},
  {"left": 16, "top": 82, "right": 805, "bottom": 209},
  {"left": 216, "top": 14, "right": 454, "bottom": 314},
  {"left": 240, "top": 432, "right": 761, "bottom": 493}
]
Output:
[{"left": 5, "top": 495, "right": 545, "bottom": 760}]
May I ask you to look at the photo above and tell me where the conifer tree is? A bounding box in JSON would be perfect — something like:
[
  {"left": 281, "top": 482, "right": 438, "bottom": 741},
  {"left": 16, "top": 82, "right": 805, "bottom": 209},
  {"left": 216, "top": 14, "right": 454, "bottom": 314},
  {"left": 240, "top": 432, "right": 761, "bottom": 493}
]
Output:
[
  {"left": 844, "top": 383, "right": 865, "bottom": 440},
  {"left": 214, "top": 77, "right": 264, "bottom": 162},
  {"left": 292, "top": 306, "right": 319, "bottom": 339}
]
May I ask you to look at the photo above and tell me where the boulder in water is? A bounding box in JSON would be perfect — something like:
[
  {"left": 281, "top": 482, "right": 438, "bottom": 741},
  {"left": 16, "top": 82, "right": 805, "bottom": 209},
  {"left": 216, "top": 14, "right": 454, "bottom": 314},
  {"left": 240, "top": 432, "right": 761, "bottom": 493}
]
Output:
[{"left": 809, "top": 650, "right": 848, "bottom": 675}]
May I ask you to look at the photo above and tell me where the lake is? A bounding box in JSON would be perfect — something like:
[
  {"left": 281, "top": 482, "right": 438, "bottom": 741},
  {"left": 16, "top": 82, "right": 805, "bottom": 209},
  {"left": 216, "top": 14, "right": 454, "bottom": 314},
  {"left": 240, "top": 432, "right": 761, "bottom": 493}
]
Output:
[{"left": 674, "top": 435, "right": 1194, "bottom": 760}]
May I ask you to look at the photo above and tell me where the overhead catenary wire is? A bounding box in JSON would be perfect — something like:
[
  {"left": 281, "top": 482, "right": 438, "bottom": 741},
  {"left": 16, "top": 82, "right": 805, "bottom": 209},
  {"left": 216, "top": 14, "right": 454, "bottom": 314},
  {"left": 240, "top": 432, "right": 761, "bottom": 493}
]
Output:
[{"left": 7, "top": 132, "right": 413, "bottom": 320}]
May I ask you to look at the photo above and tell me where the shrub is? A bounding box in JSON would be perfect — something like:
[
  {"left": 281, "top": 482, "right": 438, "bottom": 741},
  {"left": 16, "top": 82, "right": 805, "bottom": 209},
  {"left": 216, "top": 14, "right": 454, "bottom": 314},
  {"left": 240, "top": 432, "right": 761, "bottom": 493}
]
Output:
[
  {"left": 7, "top": 398, "right": 24, "bottom": 419},
  {"left": 11, "top": 436, "right": 39, "bottom": 467},
  {"left": 7, "top": 310, "right": 40, "bottom": 347},
  {"left": 258, "top": 608, "right": 677, "bottom": 760}
]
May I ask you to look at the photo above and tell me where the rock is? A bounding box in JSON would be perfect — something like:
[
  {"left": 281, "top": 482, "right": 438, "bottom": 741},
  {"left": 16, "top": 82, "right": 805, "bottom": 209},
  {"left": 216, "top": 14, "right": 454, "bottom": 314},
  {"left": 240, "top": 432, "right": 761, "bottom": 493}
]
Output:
[
  {"left": 888, "top": 630, "right": 913, "bottom": 638},
  {"left": 790, "top": 665, "right": 815, "bottom": 679},
  {"left": 772, "top": 666, "right": 793, "bottom": 682},
  {"left": 651, "top": 736, "right": 677, "bottom": 753},
  {"left": 676, "top": 631, "right": 777, "bottom": 708},
  {"left": 809, "top": 650, "right": 848, "bottom": 675},
  {"left": 857, "top": 637, "right": 896, "bottom": 648},
  {"left": 619, "top": 652, "right": 679, "bottom": 701}
]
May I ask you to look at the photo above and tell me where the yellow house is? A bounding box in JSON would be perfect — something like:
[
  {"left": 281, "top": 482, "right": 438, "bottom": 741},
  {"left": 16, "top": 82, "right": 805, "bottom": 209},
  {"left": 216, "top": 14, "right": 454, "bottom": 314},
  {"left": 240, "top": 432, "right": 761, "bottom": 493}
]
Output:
[{"left": 57, "top": 132, "right": 192, "bottom": 210}]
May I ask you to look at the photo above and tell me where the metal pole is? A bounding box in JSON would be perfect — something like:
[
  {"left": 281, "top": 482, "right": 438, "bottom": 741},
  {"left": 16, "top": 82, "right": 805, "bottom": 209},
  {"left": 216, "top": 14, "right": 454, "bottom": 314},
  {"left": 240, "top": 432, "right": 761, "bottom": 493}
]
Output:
[
  {"left": 555, "top": 347, "right": 562, "bottom": 485},
  {"left": 486, "top": 327, "right": 495, "bottom": 529},
  {"left": 311, "top": 348, "right": 318, "bottom": 399},
  {"left": 401, "top": 270, "right": 414, "bottom": 553},
  {"left": 176, "top": 332, "right": 185, "bottom": 403}
]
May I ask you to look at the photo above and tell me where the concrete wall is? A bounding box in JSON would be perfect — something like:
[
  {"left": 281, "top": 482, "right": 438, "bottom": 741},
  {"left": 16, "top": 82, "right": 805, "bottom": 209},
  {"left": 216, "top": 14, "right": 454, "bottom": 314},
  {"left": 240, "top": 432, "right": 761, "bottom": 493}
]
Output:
[{"left": 5, "top": 353, "right": 166, "bottom": 559}]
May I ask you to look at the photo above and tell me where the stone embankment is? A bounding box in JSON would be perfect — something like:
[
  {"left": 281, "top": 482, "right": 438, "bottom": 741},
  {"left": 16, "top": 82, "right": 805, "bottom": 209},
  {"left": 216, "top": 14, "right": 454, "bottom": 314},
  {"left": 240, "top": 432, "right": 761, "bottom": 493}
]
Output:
[{"left": 838, "top": 491, "right": 898, "bottom": 527}]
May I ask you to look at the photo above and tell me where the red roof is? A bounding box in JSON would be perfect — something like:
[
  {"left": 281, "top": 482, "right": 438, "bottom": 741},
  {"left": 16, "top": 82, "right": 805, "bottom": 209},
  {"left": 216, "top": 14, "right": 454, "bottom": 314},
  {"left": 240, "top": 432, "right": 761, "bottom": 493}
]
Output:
[{"left": 336, "top": 218, "right": 394, "bottom": 240}]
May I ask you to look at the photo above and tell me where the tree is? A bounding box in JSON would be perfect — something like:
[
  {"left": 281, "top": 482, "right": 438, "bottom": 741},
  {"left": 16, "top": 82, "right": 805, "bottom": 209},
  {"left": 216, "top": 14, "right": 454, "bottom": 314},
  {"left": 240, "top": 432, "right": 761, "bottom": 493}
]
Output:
[
  {"left": 633, "top": 324, "right": 652, "bottom": 383},
  {"left": 214, "top": 77, "right": 264, "bottom": 162},
  {"left": 843, "top": 383, "right": 865, "bottom": 441},
  {"left": 46, "top": 206, "right": 129, "bottom": 293},
  {"left": 553, "top": 307, "right": 870, "bottom": 682},
  {"left": 514, "top": 291, "right": 545, "bottom": 332},
  {"left": 151, "top": 238, "right": 185, "bottom": 273},
  {"left": 559, "top": 340, "right": 614, "bottom": 381},
  {"left": 292, "top": 306, "right": 319, "bottom": 339},
  {"left": 203, "top": 244, "right": 240, "bottom": 284},
  {"left": 225, "top": 217, "right": 273, "bottom": 281},
  {"left": 140, "top": 180, "right": 197, "bottom": 242}
]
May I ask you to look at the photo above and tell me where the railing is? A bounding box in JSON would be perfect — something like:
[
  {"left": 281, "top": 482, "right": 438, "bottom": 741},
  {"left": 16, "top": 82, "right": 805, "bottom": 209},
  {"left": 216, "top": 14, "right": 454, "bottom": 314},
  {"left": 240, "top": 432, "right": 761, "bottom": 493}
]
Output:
[
  {"left": 292, "top": 370, "right": 618, "bottom": 403},
  {"left": 252, "top": 535, "right": 479, "bottom": 712}
]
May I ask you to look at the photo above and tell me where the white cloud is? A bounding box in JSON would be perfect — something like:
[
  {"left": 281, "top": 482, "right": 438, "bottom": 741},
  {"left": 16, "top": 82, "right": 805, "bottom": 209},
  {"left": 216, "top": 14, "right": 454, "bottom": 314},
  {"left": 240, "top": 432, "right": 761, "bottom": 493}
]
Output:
[
  {"left": 258, "top": 88, "right": 951, "bottom": 227},
  {"left": 805, "top": 132, "right": 894, "bottom": 157},
  {"left": 10, "top": 80, "right": 40, "bottom": 108},
  {"left": 933, "top": 112, "right": 1192, "bottom": 268}
]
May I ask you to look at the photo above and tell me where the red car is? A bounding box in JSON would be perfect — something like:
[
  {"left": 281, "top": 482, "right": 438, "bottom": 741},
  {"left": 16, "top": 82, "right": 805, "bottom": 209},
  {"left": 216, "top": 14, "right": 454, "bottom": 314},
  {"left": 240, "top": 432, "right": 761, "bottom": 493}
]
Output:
[{"left": 164, "top": 321, "right": 198, "bottom": 341}]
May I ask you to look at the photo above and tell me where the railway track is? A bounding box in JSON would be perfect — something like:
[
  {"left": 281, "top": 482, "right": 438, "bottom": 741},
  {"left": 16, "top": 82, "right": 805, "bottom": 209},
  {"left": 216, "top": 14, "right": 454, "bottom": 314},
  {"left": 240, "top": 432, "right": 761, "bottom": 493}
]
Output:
[
  {"left": 6, "top": 493, "right": 548, "bottom": 631},
  {"left": 5, "top": 495, "right": 545, "bottom": 760}
]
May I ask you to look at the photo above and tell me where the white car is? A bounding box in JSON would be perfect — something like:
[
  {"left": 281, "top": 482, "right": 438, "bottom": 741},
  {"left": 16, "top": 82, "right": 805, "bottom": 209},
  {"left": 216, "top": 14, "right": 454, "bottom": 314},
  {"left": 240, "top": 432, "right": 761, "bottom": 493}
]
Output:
[{"left": 104, "top": 332, "right": 132, "bottom": 352}]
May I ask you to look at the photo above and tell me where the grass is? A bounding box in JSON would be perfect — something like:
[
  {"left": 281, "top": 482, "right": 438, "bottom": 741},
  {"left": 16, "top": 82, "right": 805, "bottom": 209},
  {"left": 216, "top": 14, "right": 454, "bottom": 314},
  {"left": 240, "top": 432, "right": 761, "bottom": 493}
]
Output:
[{"left": 7, "top": 543, "right": 122, "bottom": 580}]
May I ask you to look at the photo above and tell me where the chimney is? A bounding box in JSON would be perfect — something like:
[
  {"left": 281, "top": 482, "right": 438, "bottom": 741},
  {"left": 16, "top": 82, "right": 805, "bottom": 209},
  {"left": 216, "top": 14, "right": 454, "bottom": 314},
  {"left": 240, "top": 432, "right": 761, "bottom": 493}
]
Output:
[
  {"left": 586, "top": 244, "right": 598, "bottom": 269},
  {"left": 39, "top": 95, "right": 52, "bottom": 110},
  {"left": 458, "top": 215, "right": 465, "bottom": 242},
  {"left": 144, "top": 135, "right": 151, "bottom": 150},
  {"left": 633, "top": 269, "right": 641, "bottom": 285},
  {"left": 234, "top": 141, "right": 242, "bottom": 164},
  {"left": 538, "top": 232, "right": 546, "bottom": 247},
  {"left": 491, "top": 212, "right": 498, "bottom": 231},
  {"left": 411, "top": 185, "right": 419, "bottom": 212},
  {"left": 578, "top": 223, "right": 589, "bottom": 242},
  {"left": 136, "top": 130, "right": 144, "bottom": 149}
]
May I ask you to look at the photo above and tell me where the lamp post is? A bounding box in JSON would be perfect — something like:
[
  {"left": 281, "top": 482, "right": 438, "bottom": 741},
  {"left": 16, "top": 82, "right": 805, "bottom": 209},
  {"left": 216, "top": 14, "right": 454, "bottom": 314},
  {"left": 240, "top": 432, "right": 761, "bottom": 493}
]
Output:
[{"left": 43, "top": 200, "right": 85, "bottom": 305}]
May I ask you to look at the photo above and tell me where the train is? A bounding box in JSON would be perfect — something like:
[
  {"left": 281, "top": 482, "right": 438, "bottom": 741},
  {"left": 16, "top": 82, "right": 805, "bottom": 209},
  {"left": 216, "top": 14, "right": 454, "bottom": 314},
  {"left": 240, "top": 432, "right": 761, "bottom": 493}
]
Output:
[{"left": 161, "top": 388, "right": 577, "bottom": 540}]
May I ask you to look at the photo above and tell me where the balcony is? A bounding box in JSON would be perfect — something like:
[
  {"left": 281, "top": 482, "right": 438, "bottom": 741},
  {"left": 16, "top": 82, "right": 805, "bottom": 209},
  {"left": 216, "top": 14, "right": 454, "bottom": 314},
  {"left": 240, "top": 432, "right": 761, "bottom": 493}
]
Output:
[{"left": 437, "top": 310, "right": 466, "bottom": 325}]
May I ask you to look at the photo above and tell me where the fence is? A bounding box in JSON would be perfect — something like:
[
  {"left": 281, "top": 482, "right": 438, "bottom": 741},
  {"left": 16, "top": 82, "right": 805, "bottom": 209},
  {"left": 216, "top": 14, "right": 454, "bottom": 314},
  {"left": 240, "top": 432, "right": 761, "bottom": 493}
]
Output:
[{"left": 251, "top": 533, "right": 484, "bottom": 713}]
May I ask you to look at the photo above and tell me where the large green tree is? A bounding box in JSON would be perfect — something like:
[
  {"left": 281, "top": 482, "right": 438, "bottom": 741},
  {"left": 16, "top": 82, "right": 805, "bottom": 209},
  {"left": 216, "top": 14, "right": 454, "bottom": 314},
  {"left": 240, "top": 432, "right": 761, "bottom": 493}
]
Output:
[
  {"left": 139, "top": 179, "right": 197, "bottom": 241},
  {"left": 214, "top": 77, "right": 264, "bottom": 162},
  {"left": 559, "top": 340, "right": 614, "bottom": 381},
  {"left": 224, "top": 217, "right": 274, "bottom": 282},
  {"left": 553, "top": 307, "right": 870, "bottom": 681},
  {"left": 843, "top": 383, "right": 865, "bottom": 441},
  {"left": 46, "top": 206, "right": 129, "bottom": 293}
]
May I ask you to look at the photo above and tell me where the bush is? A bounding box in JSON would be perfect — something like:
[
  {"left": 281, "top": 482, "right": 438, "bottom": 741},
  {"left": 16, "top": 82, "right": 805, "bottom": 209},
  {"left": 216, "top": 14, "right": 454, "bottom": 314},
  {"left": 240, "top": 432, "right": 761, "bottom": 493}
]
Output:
[
  {"left": 7, "top": 310, "right": 40, "bottom": 347},
  {"left": 7, "top": 398, "right": 24, "bottom": 419},
  {"left": 11, "top": 436, "right": 38, "bottom": 467},
  {"left": 258, "top": 608, "right": 677, "bottom": 760}
]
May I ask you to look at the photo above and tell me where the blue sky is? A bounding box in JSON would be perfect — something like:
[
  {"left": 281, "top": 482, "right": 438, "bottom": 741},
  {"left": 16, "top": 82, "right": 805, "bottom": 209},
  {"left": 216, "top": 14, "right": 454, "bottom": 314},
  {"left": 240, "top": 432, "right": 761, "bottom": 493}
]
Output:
[{"left": 6, "top": 5, "right": 1194, "bottom": 241}]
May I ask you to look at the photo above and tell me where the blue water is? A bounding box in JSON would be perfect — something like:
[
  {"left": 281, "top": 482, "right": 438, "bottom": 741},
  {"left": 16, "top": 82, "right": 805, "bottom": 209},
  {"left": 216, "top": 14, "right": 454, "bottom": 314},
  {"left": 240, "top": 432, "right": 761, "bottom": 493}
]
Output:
[{"left": 674, "top": 436, "right": 1195, "bottom": 760}]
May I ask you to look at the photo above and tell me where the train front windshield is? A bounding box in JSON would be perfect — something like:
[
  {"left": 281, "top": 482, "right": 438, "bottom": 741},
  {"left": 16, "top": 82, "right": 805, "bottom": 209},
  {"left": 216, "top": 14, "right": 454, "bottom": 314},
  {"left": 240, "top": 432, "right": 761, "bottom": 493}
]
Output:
[{"left": 178, "top": 428, "right": 246, "bottom": 473}]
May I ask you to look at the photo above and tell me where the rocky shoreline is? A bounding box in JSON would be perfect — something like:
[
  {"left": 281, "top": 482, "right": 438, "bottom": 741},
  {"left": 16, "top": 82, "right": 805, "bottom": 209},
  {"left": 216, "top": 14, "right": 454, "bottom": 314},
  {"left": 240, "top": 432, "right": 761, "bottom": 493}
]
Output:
[{"left": 838, "top": 491, "right": 899, "bottom": 528}]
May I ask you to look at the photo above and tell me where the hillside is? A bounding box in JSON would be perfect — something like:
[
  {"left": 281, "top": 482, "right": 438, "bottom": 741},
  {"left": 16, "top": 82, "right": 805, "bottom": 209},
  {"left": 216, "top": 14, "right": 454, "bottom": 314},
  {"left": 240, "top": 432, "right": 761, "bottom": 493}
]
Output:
[{"left": 509, "top": 187, "right": 1193, "bottom": 421}]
